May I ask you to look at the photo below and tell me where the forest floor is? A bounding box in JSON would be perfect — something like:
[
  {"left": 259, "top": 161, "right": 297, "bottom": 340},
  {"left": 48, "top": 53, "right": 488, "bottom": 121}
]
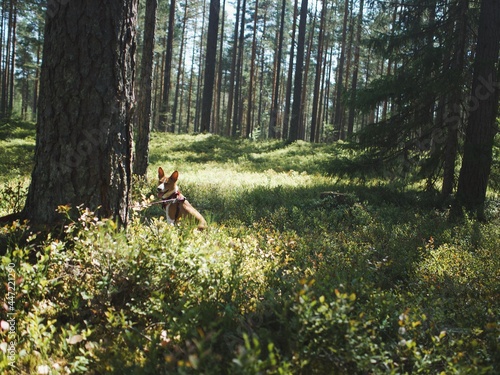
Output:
[{"left": 1, "top": 119, "right": 500, "bottom": 374}]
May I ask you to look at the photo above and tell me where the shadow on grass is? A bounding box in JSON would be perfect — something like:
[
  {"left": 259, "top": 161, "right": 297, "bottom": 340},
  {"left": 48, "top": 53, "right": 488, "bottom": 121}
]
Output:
[
  {"left": 0, "top": 118, "right": 36, "bottom": 141},
  {"left": 0, "top": 119, "right": 35, "bottom": 182},
  {"left": 149, "top": 133, "right": 342, "bottom": 175},
  {"left": 0, "top": 141, "right": 35, "bottom": 180}
]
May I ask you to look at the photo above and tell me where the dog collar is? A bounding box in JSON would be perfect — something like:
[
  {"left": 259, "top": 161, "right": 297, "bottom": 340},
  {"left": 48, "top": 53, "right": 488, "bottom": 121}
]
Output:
[
  {"left": 162, "top": 191, "right": 186, "bottom": 209},
  {"left": 165, "top": 191, "right": 184, "bottom": 200}
]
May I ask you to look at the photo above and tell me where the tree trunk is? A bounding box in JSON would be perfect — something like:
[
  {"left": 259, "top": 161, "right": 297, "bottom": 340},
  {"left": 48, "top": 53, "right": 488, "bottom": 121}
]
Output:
[
  {"left": 134, "top": 0, "right": 157, "bottom": 177},
  {"left": 32, "top": 29, "right": 41, "bottom": 121},
  {"left": 455, "top": 0, "right": 500, "bottom": 219},
  {"left": 441, "top": 0, "right": 467, "bottom": 197},
  {"left": 346, "top": 0, "right": 363, "bottom": 138},
  {"left": 172, "top": 1, "right": 188, "bottom": 132},
  {"left": 247, "top": 0, "right": 259, "bottom": 138},
  {"left": 187, "top": 20, "right": 198, "bottom": 132},
  {"left": 1, "top": 0, "right": 13, "bottom": 118},
  {"left": 214, "top": 0, "right": 227, "bottom": 135},
  {"left": 289, "top": 0, "right": 308, "bottom": 142},
  {"left": 310, "top": 0, "right": 326, "bottom": 143},
  {"left": 7, "top": 0, "right": 16, "bottom": 114},
  {"left": 23, "top": 0, "right": 137, "bottom": 227},
  {"left": 232, "top": 0, "right": 246, "bottom": 137},
  {"left": 269, "top": 0, "right": 285, "bottom": 139},
  {"left": 300, "top": 8, "right": 315, "bottom": 140},
  {"left": 333, "top": 0, "right": 349, "bottom": 141},
  {"left": 257, "top": 11, "right": 268, "bottom": 137},
  {"left": 160, "top": 0, "right": 176, "bottom": 131},
  {"left": 200, "top": 0, "right": 220, "bottom": 133},
  {"left": 282, "top": 0, "right": 299, "bottom": 140},
  {"left": 226, "top": 0, "right": 240, "bottom": 136},
  {"left": 194, "top": 2, "right": 207, "bottom": 133}
]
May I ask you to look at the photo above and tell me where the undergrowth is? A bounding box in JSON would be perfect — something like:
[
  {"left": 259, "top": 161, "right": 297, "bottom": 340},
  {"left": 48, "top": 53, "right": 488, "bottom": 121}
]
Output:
[{"left": 1, "top": 129, "right": 499, "bottom": 374}]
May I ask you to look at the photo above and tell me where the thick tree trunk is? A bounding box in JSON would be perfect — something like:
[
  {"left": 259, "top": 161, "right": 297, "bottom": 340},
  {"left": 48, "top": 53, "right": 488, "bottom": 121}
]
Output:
[
  {"left": 441, "top": 0, "right": 467, "bottom": 197},
  {"left": 346, "top": 0, "right": 363, "bottom": 138},
  {"left": 214, "top": 0, "right": 226, "bottom": 134},
  {"left": 172, "top": 1, "right": 188, "bottom": 131},
  {"left": 200, "top": 0, "right": 220, "bottom": 133},
  {"left": 455, "top": 0, "right": 500, "bottom": 218},
  {"left": 194, "top": 6, "right": 206, "bottom": 133},
  {"left": 300, "top": 10, "right": 315, "bottom": 140},
  {"left": 160, "top": 0, "right": 176, "bottom": 131},
  {"left": 268, "top": 0, "right": 285, "bottom": 139},
  {"left": 225, "top": 0, "right": 240, "bottom": 136},
  {"left": 282, "top": 0, "right": 298, "bottom": 140},
  {"left": 310, "top": 0, "right": 326, "bottom": 143},
  {"left": 134, "top": 0, "right": 157, "bottom": 177},
  {"left": 23, "top": 0, "right": 137, "bottom": 226},
  {"left": 289, "top": 0, "right": 308, "bottom": 142}
]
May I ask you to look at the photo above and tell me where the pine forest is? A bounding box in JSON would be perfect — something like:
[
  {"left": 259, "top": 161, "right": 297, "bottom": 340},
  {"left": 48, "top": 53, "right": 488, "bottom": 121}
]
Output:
[{"left": 0, "top": 0, "right": 499, "bottom": 373}]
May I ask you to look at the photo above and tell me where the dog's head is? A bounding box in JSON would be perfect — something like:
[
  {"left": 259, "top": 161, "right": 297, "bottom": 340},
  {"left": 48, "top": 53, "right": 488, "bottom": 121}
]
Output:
[{"left": 157, "top": 168, "right": 179, "bottom": 199}]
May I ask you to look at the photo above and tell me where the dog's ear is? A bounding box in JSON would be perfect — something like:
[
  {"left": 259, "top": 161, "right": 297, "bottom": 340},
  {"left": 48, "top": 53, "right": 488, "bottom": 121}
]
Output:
[
  {"left": 170, "top": 170, "right": 179, "bottom": 181},
  {"left": 158, "top": 167, "right": 165, "bottom": 179}
]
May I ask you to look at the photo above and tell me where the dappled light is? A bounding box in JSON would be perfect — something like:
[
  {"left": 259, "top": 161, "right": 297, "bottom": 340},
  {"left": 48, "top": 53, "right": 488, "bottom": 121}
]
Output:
[{"left": 2, "top": 130, "right": 500, "bottom": 373}]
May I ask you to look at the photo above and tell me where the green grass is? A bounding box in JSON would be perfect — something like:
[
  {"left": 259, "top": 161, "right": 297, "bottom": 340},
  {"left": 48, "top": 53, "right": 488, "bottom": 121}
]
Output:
[
  {"left": 1, "top": 125, "right": 500, "bottom": 374},
  {"left": 0, "top": 119, "right": 34, "bottom": 187}
]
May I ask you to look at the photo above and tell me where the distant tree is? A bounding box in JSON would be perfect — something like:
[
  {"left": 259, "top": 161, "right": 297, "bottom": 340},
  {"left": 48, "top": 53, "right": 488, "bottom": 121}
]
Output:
[
  {"left": 171, "top": 0, "right": 189, "bottom": 131},
  {"left": 268, "top": 0, "right": 286, "bottom": 139},
  {"left": 231, "top": 0, "right": 247, "bottom": 137},
  {"left": 160, "top": 0, "right": 176, "bottom": 131},
  {"left": 333, "top": 0, "right": 349, "bottom": 141},
  {"left": 455, "top": 0, "right": 500, "bottom": 219},
  {"left": 282, "top": 0, "right": 299, "bottom": 140},
  {"left": 214, "top": 0, "right": 227, "bottom": 135},
  {"left": 355, "top": 0, "right": 478, "bottom": 191},
  {"left": 134, "top": 0, "right": 157, "bottom": 177},
  {"left": 289, "top": 0, "right": 308, "bottom": 142},
  {"left": 22, "top": 0, "right": 137, "bottom": 226},
  {"left": 0, "top": 0, "right": 18, "bottom": 118},
  {"left": 247, "top": 0, "right": 259, "bottom": 138},
  {"left": 310, "top": 0, "right": 327, "bottom": 143},
  {"left": 441, "top": 0, "right": 468, "bottom": 197},
  {"left": 346, "top": 0, "right": 364, "bottom": 138},
  {"left": 200, "top": 0, "right": 220, "bottom": 133},
  {"left": 300, "top": 5, "right": 316, "bottom": 140}
]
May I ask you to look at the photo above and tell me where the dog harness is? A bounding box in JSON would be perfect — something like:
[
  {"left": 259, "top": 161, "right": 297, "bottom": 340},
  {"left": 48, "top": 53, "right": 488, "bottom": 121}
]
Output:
[{"left": 162, "top": 191, "right": 186, "bottom": 223}]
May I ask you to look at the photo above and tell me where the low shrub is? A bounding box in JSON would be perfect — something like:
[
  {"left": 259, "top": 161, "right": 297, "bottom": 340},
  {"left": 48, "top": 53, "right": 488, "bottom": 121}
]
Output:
[{"left": 1, "top": 133, "right": 499, "bottom": 374}]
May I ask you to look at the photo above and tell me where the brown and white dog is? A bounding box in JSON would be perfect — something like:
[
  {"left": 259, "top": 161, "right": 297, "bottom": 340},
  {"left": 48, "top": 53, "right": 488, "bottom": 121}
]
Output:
[{"left": 157, "top": 167, "right": 207, "bottom": 230}]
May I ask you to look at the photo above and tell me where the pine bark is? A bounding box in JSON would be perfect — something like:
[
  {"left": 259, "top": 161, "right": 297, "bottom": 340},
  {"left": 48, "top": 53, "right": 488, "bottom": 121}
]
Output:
[
  {"left": 269, "top": 0, "right": 285, "bottom": 139},
  {"left": 282, "top": 0, "right": 299, "bottom": 140},
  {"left": 247, "top": 0, "right": 259, "bottom": 138},
  {"left": 160, "top": 0, "right": 176, "bottom": 131},
  {"left": 172, "top": 1, "right": 188, "bottom": 131},
  {"left": 226, "top": 0, "right": 240, "bottom": 136},
  {"left": 134, "top": 0, "right": 157, "bottom": 177},
  {"left": 346, "top": 0, "right": 363, "bottom": 138},
  {"left": 455, "top": 0, "right": 500, "bottom": 218},
  {"left": 289, "top": 0, "right": 308, "bottom": 142},
  {"left": 23, "top": 0, "right": 137, "bottom": 226},
  {"left": 441, "top": 0, "right": 467, "bottom": 197},
  {"left": 333, "top": 0, "right": 349, "bottom": 140},
  {"left": 232, "top": 0, "right": 246, "bottom": 137},
  {"left": 200, "top": 0, "right": 220, "bottom": 133},
  {"left": 310, "top": 0, "right": 326, "bottom": 143}
]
